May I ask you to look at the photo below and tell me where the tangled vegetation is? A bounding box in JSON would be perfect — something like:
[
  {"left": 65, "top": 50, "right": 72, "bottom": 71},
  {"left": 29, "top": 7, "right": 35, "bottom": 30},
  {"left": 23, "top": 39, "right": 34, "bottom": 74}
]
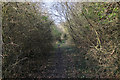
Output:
[
  {"left": 1, "top": 2, "right": 120, "bottom": 78},
  {"left": 54, "top": 2, "right": 120, "bottom": 78},
  {"left": 2, "top": 2, "right": 57, "bottom": 78}
]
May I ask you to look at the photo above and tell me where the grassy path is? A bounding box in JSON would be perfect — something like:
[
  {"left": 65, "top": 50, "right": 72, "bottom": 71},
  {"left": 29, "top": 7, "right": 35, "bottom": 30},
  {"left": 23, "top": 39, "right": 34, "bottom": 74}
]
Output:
[
  {"left": 29, "top": 40, "right": 87, "bottom": 78},
  {"left": 34, "top": 41, "right": 86, "bottom": 78}
]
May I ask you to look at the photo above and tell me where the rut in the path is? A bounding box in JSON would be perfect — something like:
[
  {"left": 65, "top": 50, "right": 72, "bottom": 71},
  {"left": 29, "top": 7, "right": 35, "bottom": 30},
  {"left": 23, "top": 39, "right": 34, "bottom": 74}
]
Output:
[
  {"left": 53, "top": 47, "right": 66, "bottom": 77},
  {"left": 37, "top": 46, "right": 67, "bottom": 78}
]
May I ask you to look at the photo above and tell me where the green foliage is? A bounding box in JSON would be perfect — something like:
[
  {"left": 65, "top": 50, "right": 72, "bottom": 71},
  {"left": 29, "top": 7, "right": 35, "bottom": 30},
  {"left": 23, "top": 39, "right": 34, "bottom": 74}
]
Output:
[
  {"left": 51, "top": 25, "right": 62, "bottom": 41},
  {"left": 60, "top": 2, "right": 120, "bottom": 78}
]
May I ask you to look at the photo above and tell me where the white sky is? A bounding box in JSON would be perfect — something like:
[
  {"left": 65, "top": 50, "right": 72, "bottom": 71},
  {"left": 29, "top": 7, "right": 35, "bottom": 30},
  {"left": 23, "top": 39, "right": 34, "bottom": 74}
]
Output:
[{"left": 43, "top": 2, "right": 66, "bottom": 25}]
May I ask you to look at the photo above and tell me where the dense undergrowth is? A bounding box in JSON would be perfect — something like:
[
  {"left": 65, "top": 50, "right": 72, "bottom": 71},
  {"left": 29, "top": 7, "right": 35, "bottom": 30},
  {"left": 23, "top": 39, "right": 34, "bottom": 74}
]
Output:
[
  {"left": 2, "top": 2, "right": 58, "bottom": 78},
  {"left": 54, "top": 2, "right": 120, "bottom": 78},
  {"left": 1, "top": 2, "right": 120, "bottom": 78}
]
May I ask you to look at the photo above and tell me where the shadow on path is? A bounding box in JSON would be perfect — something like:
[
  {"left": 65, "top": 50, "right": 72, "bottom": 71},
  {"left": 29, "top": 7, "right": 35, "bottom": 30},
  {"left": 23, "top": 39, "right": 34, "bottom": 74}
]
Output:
[{"left": 34, "top": 42, "right": 87, "bottom": 78}]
